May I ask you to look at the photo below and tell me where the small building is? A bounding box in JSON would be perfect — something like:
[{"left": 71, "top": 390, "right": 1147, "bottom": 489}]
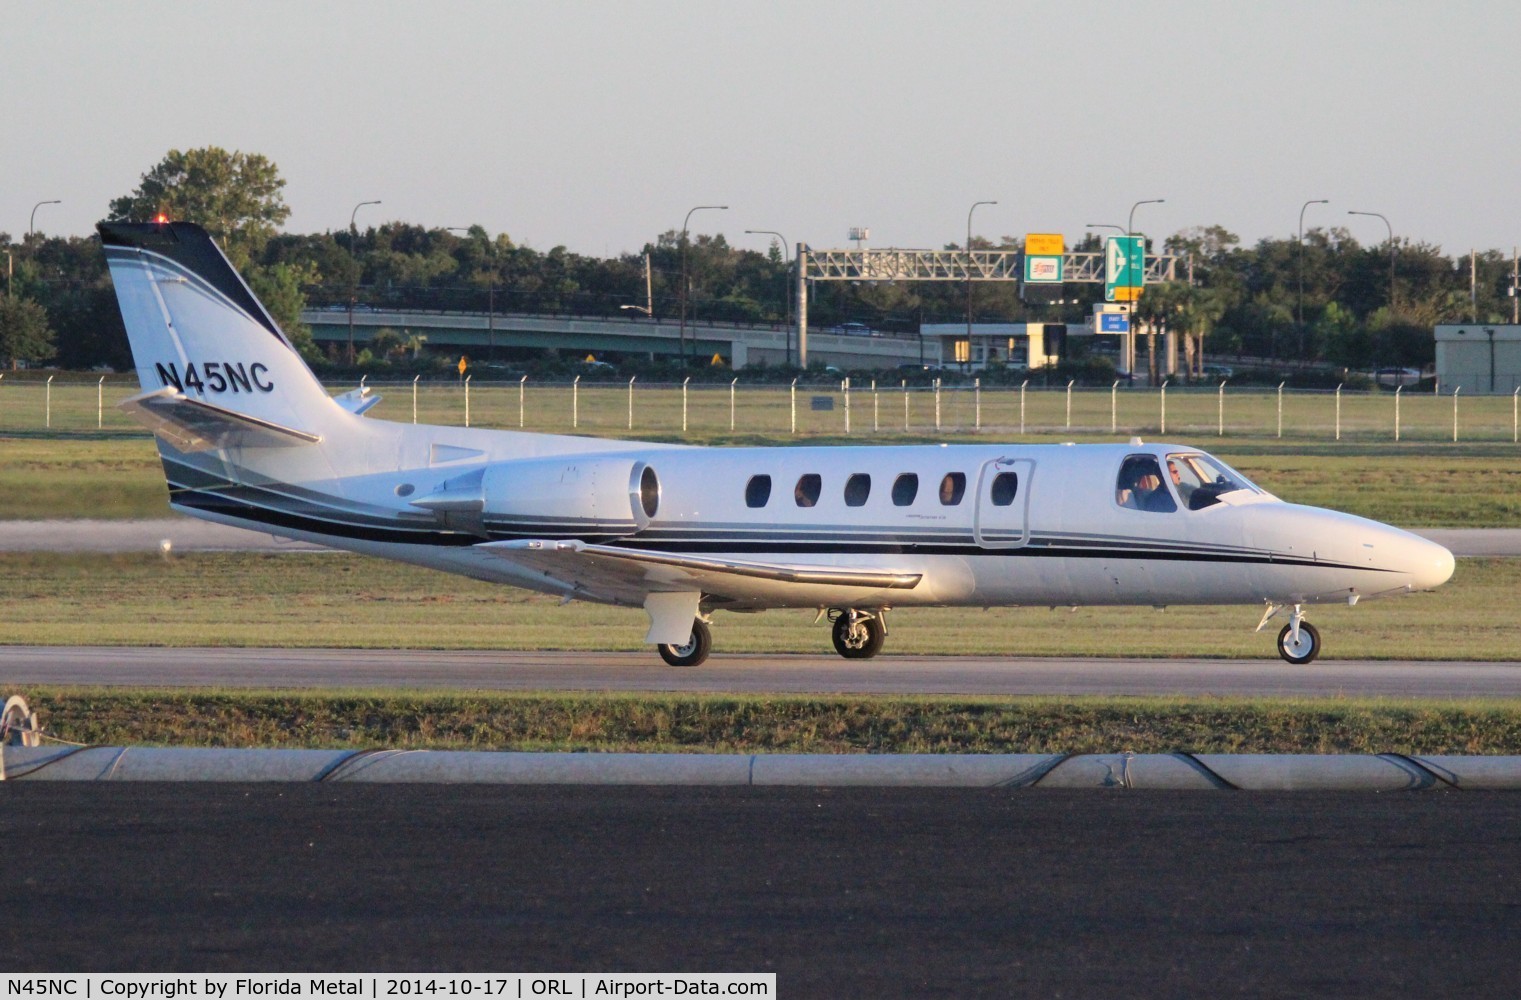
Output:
[
  {"left": 1434, "top": 325, "right": 1521, "bottom": 394},
  {"left": 921, "top": 323, "right": 1067, "bottom": 371}
]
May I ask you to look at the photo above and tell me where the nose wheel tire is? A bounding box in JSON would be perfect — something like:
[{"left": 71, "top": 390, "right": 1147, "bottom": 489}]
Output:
[
  {"left": 831, "top": 611, "right": 886, "bottom": 660},
  {"left": 1276, "top": 621, "right": 1321, "bottom": 664},
  {"left": 658, "top": 619, "right": 712, "bottom": 667}
]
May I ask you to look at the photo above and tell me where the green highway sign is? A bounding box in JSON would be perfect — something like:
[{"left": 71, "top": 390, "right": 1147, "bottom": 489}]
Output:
[{"left": 1104, "top": 236, "right": 1145, "bottom": 302}]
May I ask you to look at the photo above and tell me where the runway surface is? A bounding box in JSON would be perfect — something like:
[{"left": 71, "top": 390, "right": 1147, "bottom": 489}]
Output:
[
  {"left": 4, "top": 784, "right": 1519, "bottom": 994},
  {"left": 4, "top": 645, "right": 1521, "bottom": 697},
  {"left": 1, "top": 519, "right": 1518, "bottom": 555}
]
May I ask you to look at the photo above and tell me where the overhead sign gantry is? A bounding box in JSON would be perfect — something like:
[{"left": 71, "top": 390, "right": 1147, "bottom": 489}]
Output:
[{"left": 792, "top": 242, "right": 1181, "bottom": 366}]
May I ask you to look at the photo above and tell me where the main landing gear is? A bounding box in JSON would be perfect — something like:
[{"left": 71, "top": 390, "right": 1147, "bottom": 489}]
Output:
[
  {"left": 829, "top": 608, "right": 886, "bottom": 660},
  {"left": 1258, "top": 603, "right": 1322, "bottom": 664},
  {"left": 658, "top": 619, "right": 712, "bottom": 667}
]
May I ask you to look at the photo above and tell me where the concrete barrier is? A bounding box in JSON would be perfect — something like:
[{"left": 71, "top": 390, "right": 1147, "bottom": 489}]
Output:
[{"left": 6, "top": 746, "right": 1521, "bottom": 789}]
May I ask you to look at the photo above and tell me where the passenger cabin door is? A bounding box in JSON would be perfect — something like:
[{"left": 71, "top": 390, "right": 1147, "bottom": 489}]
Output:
[{"left": 972, "top": 457, "right": 1033, "bottom": 549}]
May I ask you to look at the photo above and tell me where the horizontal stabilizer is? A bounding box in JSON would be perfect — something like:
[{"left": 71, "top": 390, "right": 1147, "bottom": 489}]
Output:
[
  {"left": 334, "top": 385, "right": 381, "bottom": 415},
  {"left": 482, "top": 538, "right": 923, "bottom": 593},
  {"left": 119, "top": 387, "right": 322, "bottom": 452}
]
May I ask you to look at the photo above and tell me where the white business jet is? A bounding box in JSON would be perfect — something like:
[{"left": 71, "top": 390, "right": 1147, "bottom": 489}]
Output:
[{"left": 99, "top": 221, "right": 1453, "bottom": 666}]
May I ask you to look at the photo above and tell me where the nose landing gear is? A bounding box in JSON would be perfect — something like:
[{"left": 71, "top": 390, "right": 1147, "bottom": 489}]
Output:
[{"left": 1258, "top": 603, "right": 1322, "bottom": 664}]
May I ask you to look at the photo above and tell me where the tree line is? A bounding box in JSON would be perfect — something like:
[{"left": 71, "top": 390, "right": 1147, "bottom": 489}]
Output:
[{"left": 3, "top": 147, "right": 1515, "bottom": 379}]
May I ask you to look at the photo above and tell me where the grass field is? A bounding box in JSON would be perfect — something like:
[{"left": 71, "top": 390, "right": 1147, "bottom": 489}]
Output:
[
  {"left": 19, "top": 689, "right": 1521, "bottom": 755},
  {"left": 0, "top": 551, "right": 1513, "bottom": 659},
  {"left": 2, "top": 431, "right": 1517, "bottom": 525}
]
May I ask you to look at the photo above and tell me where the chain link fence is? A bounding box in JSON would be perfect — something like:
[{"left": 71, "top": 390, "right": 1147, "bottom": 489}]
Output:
[{"left": 3, "top": 373, "right": 1520, "bottom": 443}]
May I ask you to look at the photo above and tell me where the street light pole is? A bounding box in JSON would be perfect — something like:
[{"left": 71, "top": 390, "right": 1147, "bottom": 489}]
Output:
[
  {"left": 1128, "top": 199, "right": 1165, "bottom": 383},
  {"left": 1298, "top": 200, "right": 1329, "bottom": 346},
  {"left": 680, "top": 205, "right": 727, "bottom": 367},
  {"left": 28, "top": 200, "right": 61, "bottom": 238},
  {"left": 745, "top": 229, "right": 791, "bottom": 367},
  {"left": 347, "top": 200, "right": 381, "bottom": 364},
  {"left": 966, "top": 201, "right": 997, "bottom": 368},
  {"left": 1348, "top": 210, "right": 1395, "bottom": 312}
]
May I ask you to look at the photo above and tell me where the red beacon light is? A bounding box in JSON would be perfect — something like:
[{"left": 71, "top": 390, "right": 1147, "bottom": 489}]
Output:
[{"left": 154, "top": 213, "right": 169, "bottom": 224}]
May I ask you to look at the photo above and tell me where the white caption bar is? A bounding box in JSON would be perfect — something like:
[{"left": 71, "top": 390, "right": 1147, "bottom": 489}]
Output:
[{"left": 4, "top": 976, "right": 775, "bottom": 1000}]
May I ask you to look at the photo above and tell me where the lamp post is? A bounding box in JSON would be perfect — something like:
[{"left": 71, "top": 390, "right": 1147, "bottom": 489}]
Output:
[
  {"left": 1128, "top": 200, "right": 1164, "bottom": 383},
  {"left": 1348, "top": 210, "right": 1395, "bottom": 312},
  {"left": 745, "top": 229, "right": 791, "bottom": 367},
  {"left": 965, "top": 201, "right": 997, "bottom": 368},
  {"left": 347, "top": 200, "right": 381, "bottom": 364},
  {"left": 1297, "top": 200, "right": 1329, "bottom": 347},
  {"left": 28, "top": 200, "right": 61, "bottom": 238},
  {"left": 675, "top": 205, "right": 727, "bottom": 368}
]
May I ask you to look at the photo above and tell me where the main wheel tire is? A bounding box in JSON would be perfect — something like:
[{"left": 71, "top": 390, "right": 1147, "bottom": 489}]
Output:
[
  {"left": 1277, "top": 621, "right": 1321, "bottom": 664},
  {"left": 831, "top": 611, "right": 886, "bottom": 660},
  {"left": 658, "top": 619, "right": 712, "bottom": 667}
]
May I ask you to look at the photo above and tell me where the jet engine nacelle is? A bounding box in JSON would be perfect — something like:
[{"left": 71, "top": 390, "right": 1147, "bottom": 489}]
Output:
[{"left": 480, "top": 455, "right": 661, "bottom": 535}]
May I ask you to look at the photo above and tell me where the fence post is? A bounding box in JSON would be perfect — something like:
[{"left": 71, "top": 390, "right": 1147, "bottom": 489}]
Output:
[
  {"left": 412, "top": 375, "right": 420, "bottom": 424},
  {"left": 1276, "top": 382, "right": 1285, "bottom": 439},
  {"left": 843, "top": 378, "right": 851, "bottom": 435},
  {"left": 1065, "top": 379, "right": 1074, "bottom": 430},
  {"left": 97, "top": 375, "right": 105, "bottom": 429},
  {"left": 46, "top": 375, "right": 53, "bottom": 429},
  {"left": 518, "top": 375, "right": 527, "bottom": 428},
  {"left": 1452, "top": 385, "right": 1460, "bottom": 443},
  {"left": 934, "top": 378, "right": 941, "bottom": 432},
  {"left": 1110, "top": 380, "right": 1118, "bottom": 434},
  {"left": 790, "top": 378, "right": 797, "bottom": 436},
  {"left": 573, "top": 375, "right": 580, "bottom": 429},
  {"left": 1514, "top": 386, "right": 1519, "bottom": 444},
  {"left": 1394, "top": 384, "right": 1402, "bottom": 442},
  {"left": 872, "top": 379, "right": 878, "bottom": 432},
  {"left": 974, "top": 378, "right": 982, "bottom": 432},
  {"left": 464, "top": 375, "right": 471, "bottom": 427},
  {"left": 902, "top": 379, "right": 908, "bottom": 431},
  {"left": 682, "top": 376, "right": 690, "bottom": 434},
  {"left": 1020, "top": 380, "right": 1028, "bottom": 435},
  {"left": 730, "top": 377, "right": 737, "bottom": 432},
  {"left": 1160, "top": 380, "right": 1168, "bottom": 435},
  {"left": 1335, "top": 383, "right": 1342, "bottom": 441},
  {"left": 628, "top": 376, "right": 636, "bottom": 430}
]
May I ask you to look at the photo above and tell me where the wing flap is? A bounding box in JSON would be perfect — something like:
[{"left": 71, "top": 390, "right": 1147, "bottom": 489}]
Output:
[
  {"left": 119, "top": 387, "right": 322, "bottom": 452},
  {"left": 480, "top": 538, "right": 923, "bottom": 601}
]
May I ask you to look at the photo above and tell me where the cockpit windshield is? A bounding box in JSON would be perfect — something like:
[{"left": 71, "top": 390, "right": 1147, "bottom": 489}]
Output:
[{"left": 1165, "top": 452, "right": 1259, "bottom": 510}]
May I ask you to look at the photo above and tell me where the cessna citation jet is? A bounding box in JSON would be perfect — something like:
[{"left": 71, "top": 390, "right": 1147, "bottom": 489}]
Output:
[{"left": 99, "top": 221, "right": 1454, "bottom": 666}]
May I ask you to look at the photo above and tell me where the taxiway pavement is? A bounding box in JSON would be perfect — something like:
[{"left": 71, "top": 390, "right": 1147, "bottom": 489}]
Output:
[
  {"left": 5, "top": 784, "right": 1519, "bottom": 994},
  {"left": 3, "top": 645, "right": 1520, "bottom": 697}
]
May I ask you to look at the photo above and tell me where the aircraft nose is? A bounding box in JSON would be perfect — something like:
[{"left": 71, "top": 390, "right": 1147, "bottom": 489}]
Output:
[{"left": 1411, "top": 536, "right": 1456, "bottom": 591}]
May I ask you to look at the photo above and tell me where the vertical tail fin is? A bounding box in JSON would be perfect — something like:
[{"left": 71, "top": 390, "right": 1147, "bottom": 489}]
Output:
[{"left": 98, "top": 220, "right": 342, "bottom": 436}]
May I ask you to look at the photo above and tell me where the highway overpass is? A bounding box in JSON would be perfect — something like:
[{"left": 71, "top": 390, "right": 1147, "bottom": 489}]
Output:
[{"left": 302, "top": 308, "right": 924, "bottom": 369}]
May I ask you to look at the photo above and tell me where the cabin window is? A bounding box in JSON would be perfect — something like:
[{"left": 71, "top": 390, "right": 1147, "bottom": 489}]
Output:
[
  {"left": 745, "top": 474, "right": 772, "bottom": 508},
  {"left": 990, "top": 471, "right": 1018, "bottom": 506},
  {"left": 1116, "top": 455, "right": 1177, "bottom": 513},
  {"left": 794, "top": 473, "right": 822, "bottom": 508},
  {"left": 891, "top": 473, "right": 919, "bottom": 506},
  {"left": 844, "top": 473, "right": 872, "bottom": 507},
  {"left": 938, "top": 472, "right": 966, "bottom": 506}
]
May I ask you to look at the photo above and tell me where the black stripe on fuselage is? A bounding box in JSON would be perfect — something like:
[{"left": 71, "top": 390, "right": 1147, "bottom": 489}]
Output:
[{"left": 167, "top": 487, "right": 1385, "bottom": 572}]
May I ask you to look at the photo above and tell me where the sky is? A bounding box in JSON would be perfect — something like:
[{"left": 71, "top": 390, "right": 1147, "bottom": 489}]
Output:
[{"left": 5, "top": 1, "right": 1521, "bottom": 259}]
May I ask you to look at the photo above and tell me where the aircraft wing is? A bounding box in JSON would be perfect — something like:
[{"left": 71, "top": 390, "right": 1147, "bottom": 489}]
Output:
[
  {"left": 480, "top": 538, "right": 923, "bottom": 603},
  {"left": 119, "top": 387, "right": 322, "bottom": 452}
]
